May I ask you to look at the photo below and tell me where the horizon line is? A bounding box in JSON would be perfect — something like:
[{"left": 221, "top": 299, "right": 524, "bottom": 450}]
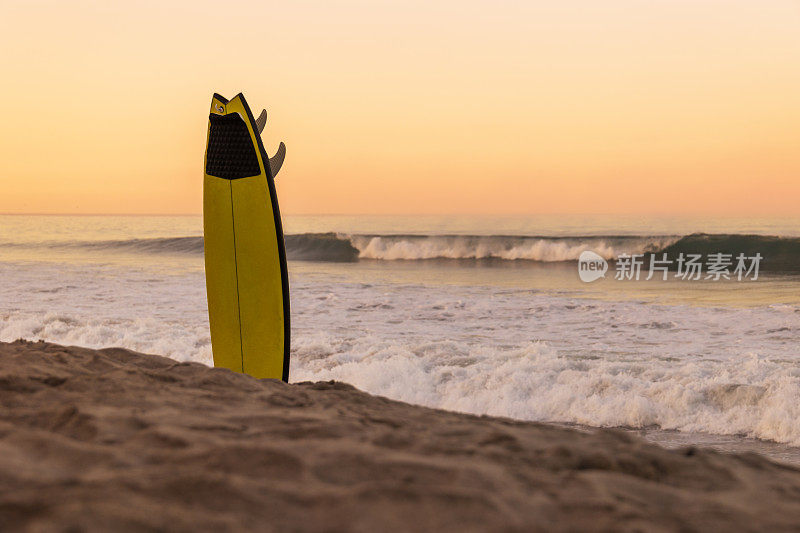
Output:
[{"left": 2, "top": 212, "right": 800, "bottom": 219}]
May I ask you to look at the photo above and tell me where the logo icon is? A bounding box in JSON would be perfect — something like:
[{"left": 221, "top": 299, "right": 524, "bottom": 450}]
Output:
[{"left": 578, "top": 251, "right": 608, "bottom": 282}]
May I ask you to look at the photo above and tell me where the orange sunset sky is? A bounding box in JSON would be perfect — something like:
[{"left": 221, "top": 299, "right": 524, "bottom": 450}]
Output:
[{"left": 1, "top": 0, "right": 799, "bottom": 215}]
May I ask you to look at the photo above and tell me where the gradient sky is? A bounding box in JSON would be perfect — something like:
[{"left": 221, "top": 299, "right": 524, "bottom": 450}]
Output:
[{"left": 1, "top": 0, "right": 799, "bottom": 215}]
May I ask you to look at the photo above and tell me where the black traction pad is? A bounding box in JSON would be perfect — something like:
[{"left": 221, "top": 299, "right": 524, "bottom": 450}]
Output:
[{"left": 205, "top": 113, "right": 261, "bottom": 179}]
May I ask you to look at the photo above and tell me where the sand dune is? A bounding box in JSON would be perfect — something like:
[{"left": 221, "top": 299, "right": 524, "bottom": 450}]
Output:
[{"left": 2, "top": 340, "right": 800, "bottom": 531}]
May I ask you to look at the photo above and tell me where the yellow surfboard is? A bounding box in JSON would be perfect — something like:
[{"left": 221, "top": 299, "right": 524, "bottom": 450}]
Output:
[{"left": 203, "top": 93, "right": 290, "bottom": 380}]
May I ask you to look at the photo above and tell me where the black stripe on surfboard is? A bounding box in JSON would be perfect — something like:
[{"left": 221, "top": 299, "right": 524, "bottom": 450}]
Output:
[{"left": 228, "top": 180, "right": 245, "bottom": 374}]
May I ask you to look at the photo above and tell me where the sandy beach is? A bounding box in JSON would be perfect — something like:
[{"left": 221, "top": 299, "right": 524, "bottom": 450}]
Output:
[{"left": 1, "top": 340, "right": 800, "bottom": 532}]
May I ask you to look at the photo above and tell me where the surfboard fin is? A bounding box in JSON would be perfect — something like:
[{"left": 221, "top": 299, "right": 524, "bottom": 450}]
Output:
[
  {"left": 269, "top": 142, "right": 286, "bottom": 178},
  {"left": 255, "top": 109, "right": 267, "bottom": 134},
  {"left": 252, "top": 105, "right": 284, "bottom": 177}
]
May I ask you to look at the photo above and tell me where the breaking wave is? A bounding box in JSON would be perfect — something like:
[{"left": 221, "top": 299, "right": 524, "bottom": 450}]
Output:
[{"left": 3, "top": 233, "right": 799, "bottom": 270}]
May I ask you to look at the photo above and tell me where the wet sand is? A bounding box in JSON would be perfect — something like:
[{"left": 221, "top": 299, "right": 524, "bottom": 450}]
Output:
[{"left": 2, "top": 340, "right": 800, "bottom": 531}]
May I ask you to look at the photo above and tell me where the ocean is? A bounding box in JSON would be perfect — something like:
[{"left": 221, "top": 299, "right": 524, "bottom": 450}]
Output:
[{"left": 1, "top": 214, "right": 799, "bottom": 458}]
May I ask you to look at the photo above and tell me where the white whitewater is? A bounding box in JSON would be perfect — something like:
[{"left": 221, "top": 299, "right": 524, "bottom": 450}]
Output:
[{"left": 1, "top": 214, "right": 799, "bottom": 447}]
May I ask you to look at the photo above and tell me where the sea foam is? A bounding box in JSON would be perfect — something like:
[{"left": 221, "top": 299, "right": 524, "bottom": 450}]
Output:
[{"left": 2, "top": 254, "right": 799, "bottom": 445}]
